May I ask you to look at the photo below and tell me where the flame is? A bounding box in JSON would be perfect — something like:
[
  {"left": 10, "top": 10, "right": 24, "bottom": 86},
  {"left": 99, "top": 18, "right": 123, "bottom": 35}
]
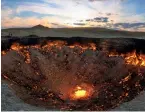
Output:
[
  {"left": 42, "top": 41, "right": 66, "bottom": 49},
  {"left": 125, "top": 51, "right": 145, "bottom": 66},
  {"left": 109, "top": 51, "right": 145, "bottom": 66},
  {"left": 11, "top": 43, "right": 23, "bottom": 51},
  {"left": 88, "top": 43, "right": 96, "bottom": 51},
  {"left": 74, "top": 89, "right": 87, "bottom": 99},
  {"left": 68, "top": 43, "right": 96, "bottom": 51},
  {"left": 119, "top": 73, "right": 131, "bottom": 84},
  {"left": 1, "top": 51, "right": 7, "bottom": 55},
  {"left": 71, "top": 86, "right": 88, "bottom": 100},
  {"left": 2, "top": 41, "right": 145, "bottom": 66},
  {"left": 70, "top": 84, "right": 94, "bottom": 100}
]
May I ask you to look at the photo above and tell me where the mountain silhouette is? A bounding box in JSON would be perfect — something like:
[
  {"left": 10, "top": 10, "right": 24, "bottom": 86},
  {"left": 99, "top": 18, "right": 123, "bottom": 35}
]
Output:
[{"left": 31, "top": 24, "right": 49, "bottom": 29}]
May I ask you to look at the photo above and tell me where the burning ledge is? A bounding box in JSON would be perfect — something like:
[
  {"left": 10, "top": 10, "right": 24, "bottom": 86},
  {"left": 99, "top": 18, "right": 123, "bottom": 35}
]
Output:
[{"left": 1, "top": 36, "right": 145, "bottom": 111}]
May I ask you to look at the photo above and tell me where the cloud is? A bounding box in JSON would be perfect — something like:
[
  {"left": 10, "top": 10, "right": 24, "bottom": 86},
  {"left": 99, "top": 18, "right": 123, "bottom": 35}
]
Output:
[
  {"left": 94, "top": 17, "right": 108, "bottom": 22},
  {"left": 107, "top": 22, "right": 145, "bottom": 32},
  {"left": 112, "top": 22, "right": 145, "bottom": 31},
  {"left": 50, "top": 22, "right": 69, "bottom": 28},
  {"left": 113, "top": 23, "right": 145, "bottom": 29},
  {"left": 106, "top": 13, "right": 112, "bottom": 16},
  {"left": 2, "top": 0, "right": 124, "bottom": 22},
  {"left": 1, "top": 0, "right": 145, "bottom": 31},
  {"left": 86, "top": 17, "right": 109, "bottom": 22},
  {"left": 2, "top": 17, "right": 42, "bottom": 28},
  {"left": 73, "top": 23, "right": 86, "bottom": 26},
  {"left": 15, "top": 0, "right": 126, "bottom": 22},
  {"left": 2, "top": 16, "right": 71, "bottom": 28},
  {"left": 1, "top": 7, "right": 14, "bottom": 19}
]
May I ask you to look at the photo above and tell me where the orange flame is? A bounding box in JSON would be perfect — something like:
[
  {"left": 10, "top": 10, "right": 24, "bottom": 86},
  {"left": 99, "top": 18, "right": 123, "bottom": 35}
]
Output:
[
  {"left": 3, "top": 42, "right": 145, "bottom": 66},
  {"left": 70, "top": 86, "right": 88, "bottom": 100},
  {"left": 69, "top": 43, "right": 96, "bottom": 51},
  {"left": 70, "top": 84, "right": 94, "bottom": 100},
  {"left": 125, "top": 51, "right": 145, "bottom": 66},
  {"left": 74, "top": 86, "right": 87, "bottom": 99},
  {"left": 1, "top": 51, "right": 7, "bottom": 55},
  {"left": 109, "top": 51, "right": 145, "bottom": 66},
  {"left": 11, "top": 43, "right": 23, "bottom": 51}
]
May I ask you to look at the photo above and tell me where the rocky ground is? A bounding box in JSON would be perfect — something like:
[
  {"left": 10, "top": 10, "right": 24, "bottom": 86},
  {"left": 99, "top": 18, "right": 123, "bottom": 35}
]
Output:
[
  {"left": 1, "top": 82, "right": 47, "bottom": 111},
  {"left": 2, "top": 82, "right": 145, "bottom": 111}
]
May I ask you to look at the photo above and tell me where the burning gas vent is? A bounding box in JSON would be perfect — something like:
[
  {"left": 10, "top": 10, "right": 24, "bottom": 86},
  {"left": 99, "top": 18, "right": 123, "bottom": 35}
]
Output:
[{"left": 1, "top": 37, "right": 145, "bottom": 111}]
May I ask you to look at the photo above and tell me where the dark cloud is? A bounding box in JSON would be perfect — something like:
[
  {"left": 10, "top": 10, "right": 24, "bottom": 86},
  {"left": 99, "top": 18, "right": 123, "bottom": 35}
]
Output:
[
  {"left": 86, "top": 19, "right": 93, "bottom": 22},
  {"left": 73, "top": 23, "right": 86, "bottom": 25},
  {"left": 78, "top": 20, "right": 84, "bottom": 22},
  {"left": 51, "top": 23, "right": 59, "bottom": 26},
  {"left": 106, "top": 13, "right": 112, "bottom": 16},
  {"left": 50, "top": 23, "right": 67, "bottom": 28},
  {"left": 113, "top": 23, "right": 145, "bottom": 29},
  {"left": 94, "top": 17, "right": 108, "bottom": 22},
  {"left": 86, "top": 17, "right": 109, "bottom": 22},
  {"left": 106, "top": 13, "right": 118, "bottom": 16}
]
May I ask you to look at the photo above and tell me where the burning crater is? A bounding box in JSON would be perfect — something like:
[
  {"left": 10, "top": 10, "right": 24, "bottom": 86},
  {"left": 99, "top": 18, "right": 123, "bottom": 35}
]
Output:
[{"left": 1, "top": 36, "right": 145, "bottom": 111}]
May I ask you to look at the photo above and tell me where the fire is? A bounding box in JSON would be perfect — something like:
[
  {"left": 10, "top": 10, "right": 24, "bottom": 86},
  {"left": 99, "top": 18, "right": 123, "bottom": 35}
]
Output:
[
  {"left": 70, "top": 84, "right": 94, "bottom": 100},
  {"left": 125, "top": 51, "right": 145, "bottom": 66},
  {"left": 1, "top": 51, "right": 7, "bottom": 55},
  {"left": 42, "top": 41, "right": 66, "bottom": 50},
  {"left": 109, "top": 51, "right": 145, "bottom": 66},
  {"left": 2, "top": 42, "right": 145, "bottom": 67},
  {"left": 74, "top": 86, "right": 87, "bottom": 99},
  {"left": 71, "top": 86, "right": 88, "bottom": 100},
  {"left": 11, "top": 43, "right": 23, "bottom": 51},
  {"left": 68, "top": 43, "right": 96, "bottom": 51}
]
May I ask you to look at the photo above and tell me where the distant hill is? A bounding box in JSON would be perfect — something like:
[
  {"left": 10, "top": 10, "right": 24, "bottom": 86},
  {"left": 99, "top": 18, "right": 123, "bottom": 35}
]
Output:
[
  {"left": 1, "top": 25, "right": 145, "bottom": 38},
  {"left": 31, "top": 24, "right": 49, "bottom": 29}
]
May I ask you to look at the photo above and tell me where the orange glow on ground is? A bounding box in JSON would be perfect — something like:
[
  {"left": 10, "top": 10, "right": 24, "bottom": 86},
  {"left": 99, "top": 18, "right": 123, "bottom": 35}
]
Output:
[
  {"left": 71, "top": 86, "right": 88, "bottom": 100},
  {"left": 70, "top": 84, "right": 94, "bottom": 100},
  {"left": 74, "top": 87, "right": 87, "bottom": 99}
]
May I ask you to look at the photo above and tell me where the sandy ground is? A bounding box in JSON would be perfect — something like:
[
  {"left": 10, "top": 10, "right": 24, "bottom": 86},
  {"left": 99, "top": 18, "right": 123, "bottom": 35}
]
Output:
[{"left": 1, "top": 81, "right": 145, "bottom": 111}]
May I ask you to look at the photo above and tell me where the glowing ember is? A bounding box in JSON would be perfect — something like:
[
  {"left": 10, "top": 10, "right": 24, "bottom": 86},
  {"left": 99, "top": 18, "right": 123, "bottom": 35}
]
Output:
[
  {"left": 70, "top": 84, "right": 94, "bottom": 100},
  {"left": 74, "top": 86, "right": 87, "bottom": 99},
  {"left": 1, "top": 51, "right": 6, "bottom": 55},
  {"left": 11, "top": 43, "right": 23, "bottom": 51}
]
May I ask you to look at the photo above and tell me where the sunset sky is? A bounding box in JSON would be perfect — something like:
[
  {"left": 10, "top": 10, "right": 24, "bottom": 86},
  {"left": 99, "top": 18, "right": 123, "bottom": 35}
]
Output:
[{"left": 1, "top": 0, "right": 145, "bottom": 31}]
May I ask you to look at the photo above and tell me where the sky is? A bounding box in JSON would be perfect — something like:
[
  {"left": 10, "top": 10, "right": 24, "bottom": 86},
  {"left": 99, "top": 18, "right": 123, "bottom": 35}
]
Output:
[{"left": 1, "top": 0, "right": 145, "bottom": 31}]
